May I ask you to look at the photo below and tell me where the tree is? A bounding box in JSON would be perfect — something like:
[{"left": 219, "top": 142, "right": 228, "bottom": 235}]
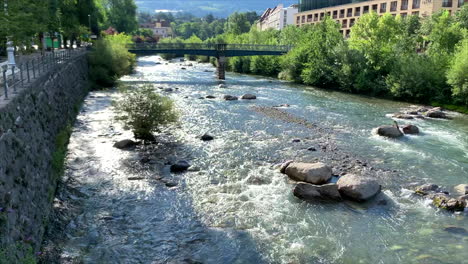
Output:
[
  {"left": 447, "top": 35, "right": 468, "bottom": 105},
  {"left": 106, "top": 0, "right": 138, "bottom": 33},
  {"left": 225, "top": 12, "right": 251, "bottom": 35},
  {"left": 455, "top": 5, "right": 468, "bottom": 29}
]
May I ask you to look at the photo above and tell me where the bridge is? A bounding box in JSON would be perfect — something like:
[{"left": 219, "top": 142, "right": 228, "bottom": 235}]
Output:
[{"left": 127, "top": 43, "right": 292, "bottom": 79}]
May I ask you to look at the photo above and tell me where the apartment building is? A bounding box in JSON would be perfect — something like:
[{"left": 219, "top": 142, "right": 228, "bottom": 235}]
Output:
[
  {"left": 140, "top": 20, "right": 174, "bottom": 38},
  {"left": 257, "top": 4, "right": 299, "bottom": 31},
  {"left": 295, "top": 0, "right": 466, "bottom": 37}
]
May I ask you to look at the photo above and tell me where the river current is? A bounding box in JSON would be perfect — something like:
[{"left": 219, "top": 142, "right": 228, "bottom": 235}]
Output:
[{"left": 46, "top": 55, "right": 468, "bottom": 264}]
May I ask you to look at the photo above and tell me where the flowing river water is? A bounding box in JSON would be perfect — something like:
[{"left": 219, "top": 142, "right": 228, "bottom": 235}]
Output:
[{"left": 43, "top": 55, "right": 468, "bottom": 264}]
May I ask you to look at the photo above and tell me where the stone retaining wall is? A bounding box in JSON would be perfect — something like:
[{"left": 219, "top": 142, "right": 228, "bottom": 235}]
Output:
[{"left": 0, "top": 54, "right": 89, "bottom": 259}]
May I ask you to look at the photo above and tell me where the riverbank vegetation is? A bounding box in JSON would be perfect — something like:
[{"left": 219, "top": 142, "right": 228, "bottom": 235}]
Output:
[
  {"left": 88, "top": 33, "right": 136, "bottom": 88},
  {"left": 113, "top": 85, "right": 178, "bottom": 140},
  {"left": 162, "top": 7, "right": 468, "bottom": 110}
]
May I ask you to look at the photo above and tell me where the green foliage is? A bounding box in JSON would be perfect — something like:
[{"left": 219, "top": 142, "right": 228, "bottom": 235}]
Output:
[
  {"left": 106, "top": 0, "right": 138, "bottom": 33},
  {"left": 113, "top": 85, "right": 178, "bottom": 140},
  {"left": 0, "top": 242, "right": 36, "bottom": 264},
  {"left": 447, "top": 35, "right": 468, "bottom": 105},
  {"left": 88, "top": 34, "right": 136, "bottom": 88}
]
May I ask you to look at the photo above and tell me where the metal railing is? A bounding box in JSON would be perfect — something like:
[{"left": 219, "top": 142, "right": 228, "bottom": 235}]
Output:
[
  {"left": 128, "top": 43, "right": 293, "bottom": 53},
  {"left": 0, "top": 47, "right": 88, "bottom": 100}
]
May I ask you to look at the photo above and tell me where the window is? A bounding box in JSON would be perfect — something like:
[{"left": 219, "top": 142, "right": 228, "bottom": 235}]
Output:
[
  {"left": 459, "top": 0, "right": 465, "bottom": 7},
  {"left": 355, "top": 7, "right": 361, "bottom": 16},
  {"left": 307, "top": 14, "right": 313, "bottom": 22},
  {"left": 442, "top": 0, "right": 453, "bottom": 7},
  {"left": 314, "top": 13, "right": 319, "bottom": 21},
  {"left": 320, "top": 12, "right": 325, "bottom": 20},
  {"left": 401, "top": 12, "right": 407, "bottom": 17},
  {"left": 412, "top": 0, "right": 420, "bottom": 8},
  {"left": 350, "top": 18, "right": 356, "bottom": 26},
  {"left": 347, "top": 8, "right": 353, "bottom": 17},
  {"left": 380, "top": 3, "right": 387, "bottom": 12},
  {"left": 342, "top": 19, "right": 348, "bottom": 28},
  {"left": 333, "top": 10, "right": 338, "bottom": 19},
  {"left": 372, "top": 4, "right": 378, "bottom": 12},
  {"left": 363, "top": 6, "right": 369, "bottom": 13},
  {"left": 302, "top": 16, "right": 305, "bottom": 23},
  {"left": 340, "top": 9, "right": 345, "bottom": 18},
  {"left": 327, "top": 11, "right": 331, "bottom": 17},
  {"left": 401, "top": 0, "right": 408, "bottom": 10},
  {"left": 346, "top": 29, "right": 351, "bottom": 37},
  {"left": 390, "top": 1, "right": 398, "bottom": 11},
  {"left": 412, "top": 11, "right": 420, "bottom": 15}
]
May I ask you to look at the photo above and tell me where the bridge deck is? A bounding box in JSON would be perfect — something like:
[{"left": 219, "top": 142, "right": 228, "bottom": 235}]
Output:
[{"left": 128, "top": 43, "right": 292, "bottom": 57}]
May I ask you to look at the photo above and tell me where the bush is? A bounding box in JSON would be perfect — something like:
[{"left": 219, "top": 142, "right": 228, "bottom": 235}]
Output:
[
  {"left": 88, "top": 34, "right": 136, "bottom": 88},
  {"left": 113, "top": 85, "right": 178, "bottom": 140}
]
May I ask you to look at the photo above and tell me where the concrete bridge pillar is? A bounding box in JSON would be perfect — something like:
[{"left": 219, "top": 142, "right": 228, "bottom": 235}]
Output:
[{"left": 216, "top": 56, "right": 226, "bottom": 80}]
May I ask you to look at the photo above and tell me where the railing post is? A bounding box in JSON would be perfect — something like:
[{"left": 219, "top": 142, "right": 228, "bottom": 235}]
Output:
[
  {"left": 11, "top": 65, "right": 17, "bottom": 94},
  {"left": 19, "top": 64, "right": 24, "bottom": 87},
  {"left": 26, "top": 61, "right": 30, "bottom": 83},
  {"left": 32, "top": 59, "right": 36, "bottom": 79},
  {"left": 2, "top": 65, "right": 9, "bottom": 100}
]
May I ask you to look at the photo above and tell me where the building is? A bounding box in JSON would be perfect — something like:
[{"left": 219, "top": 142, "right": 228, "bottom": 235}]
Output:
[
  {"left": 140, "top": 20, "right": 174, "bottom": 38},
  {"left": 295, "top": 0, "right": 466, "bottom": 37},
  {"left": 257, "top": 4, "right": 299, "bottom": 31}
]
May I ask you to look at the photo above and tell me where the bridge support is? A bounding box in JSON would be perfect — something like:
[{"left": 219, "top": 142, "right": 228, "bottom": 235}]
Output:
[{"left": 216, "top": 56, "right": 226, "bottom": 80}]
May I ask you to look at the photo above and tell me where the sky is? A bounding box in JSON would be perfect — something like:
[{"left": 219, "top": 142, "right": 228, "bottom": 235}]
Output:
[{"left": 135, "top": 0, "right": 298, "bottom": 17}]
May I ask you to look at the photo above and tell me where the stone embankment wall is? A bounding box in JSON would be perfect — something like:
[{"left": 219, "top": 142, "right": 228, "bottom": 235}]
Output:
[{"left": 0, "top": 54, "right": 89, "bottom": 259}]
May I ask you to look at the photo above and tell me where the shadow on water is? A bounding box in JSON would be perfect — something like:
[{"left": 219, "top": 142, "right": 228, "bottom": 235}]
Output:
[{"left": 40, "top": 92, "right": 267, "bottom": 264}]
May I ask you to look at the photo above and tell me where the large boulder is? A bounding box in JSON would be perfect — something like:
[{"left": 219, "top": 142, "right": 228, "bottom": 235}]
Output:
[
  {"left": 337, "top": 174, "right": 381, "bottom": 202},
  {"left": 241, "top": 94, "right": 257, "bottom": 100},
  {"left": 432, "top": 193, "right": 466, "bottom": 211},
  {"left": 223, "top": 95, "right": 238, "bottom": 101},
  {"left": 113, "top": 139, "right": 137, "bottom": 149},
  {"left": 279, "top": 160, "right": 294, "bottom": 174},
  {"left": 170, "top": 160, "right": 191, "bottom": 172},
  {"left": 393, "top": 114, "right": 414, "bottom": 120},
  {"left": 402, "top": 124, "right": 419, "bottom": 135},
  {"left": 426, "top": 110, "right": 447, "bottom": 119},
  {"left": 454, "top": 184, "right": 468, "bottom": 195},
  {"left": 284, "top": 162, "right": 332, "bottom": 184},
  {"left": 415, "top": 183, "right": 442, "bottom": 195},
  {"left": 375, "top": 125, "right": 403, "bottom": 138},
  {"left": 201, "top": 133, "right": 214, "bottom": 141},
  {"left": 293, "top": 183, "right": 342, "bottom": 201},
  {"left": 206, "top": 95, "right": 216, "bottom": 99}
]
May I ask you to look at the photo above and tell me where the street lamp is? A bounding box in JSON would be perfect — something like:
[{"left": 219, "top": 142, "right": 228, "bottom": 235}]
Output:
[{"left": 88, "top": 14, "right": 91, "bottom": 35}]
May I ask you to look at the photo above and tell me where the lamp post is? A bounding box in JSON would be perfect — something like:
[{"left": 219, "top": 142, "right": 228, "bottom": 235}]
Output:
[{"left": 88, "top": 14, "right": 91, "bottom": 35}]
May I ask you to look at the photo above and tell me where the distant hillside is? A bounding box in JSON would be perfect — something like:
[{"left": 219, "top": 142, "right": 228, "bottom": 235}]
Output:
[{"left": 136, "top": 0, "right": 297, "bottom": 17}]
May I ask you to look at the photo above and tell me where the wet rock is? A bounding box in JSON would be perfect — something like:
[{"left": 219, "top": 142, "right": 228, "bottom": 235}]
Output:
[
  {"left": 273, "top": 104, "right": 290, "bottom": 108},
  {"left": 218, "top": 84, "right": 227, "bottom": 88},
  {"left": 405, "top": 110, "right": 419, "bottom": 115},
  {"left": 454, "top": 184, "right": 468, "bottom": 195},
  {"left": 170, "top": 160, "right": 191, "bottom": 172},
  {"left": 375, "top": 125, "right": 403, "bottom": 138},
  {"left": 402, "top": 125, "right": 419, "bottom": 135},
  {"left": 444, "top": 226, "right": 468, "bottom": 236},
  {"left": 198, "top": 97, "right": 205, "bottom": 99},
  {"left": 241, "top": 94, "right": 256, "bottom": 100},
  {"left": 293, "top": 183, "right": 342, "bottom": 201},
  {"left": 164, "top": 88, "right": 174, "bottom": 92},
  {"left": 292, "top": 139, "right": 301, "bottom": 143},
  {"left": 128, "top": 176, "right": 145, "bottom": 180},
  {"left": 432, "top": 193, "right": 466, "bottom": 211},
  {"left": 206, "top": 95, "right": 216, "bottom": 99},
  {"left": 181, "top": 67, "right": 186, "bottom": 70},
  {"left": 415, "top": 184, "right": 442, "bottom": 195},
  {"left": 165, "top": 182, "right": 178, "bottom": 187},
  {"left": 223, "top": 95, "right": 238, "bottom": 101},
  {"left": 279, "top": 160, "right": 294, "bottom": 174},
  {"left": 186, "top": 63, "right": 193, "bottom": 67},
  {"left": 426, "top": 110, "right": 447, "bottom": 119},
  {"left": 113, "top": 139, "right": 137, "bottom": 149},
  {"left": 201, "top": 133, "right": 214, "bottom": 141},
  {"left": 393, "top": 114, "right": 414, "bottom": 120},
  {"left": 285, "top": 162, "right": 332, "bottom": 184},
  {"left": 15, "top": 116, "right": 23, "bottom": 127},
  {"left": 337, "top": 174, "right": 381, "bottom": 202},
  {"left": 307, "top": 147, "right": 317, "bottom": 151}
]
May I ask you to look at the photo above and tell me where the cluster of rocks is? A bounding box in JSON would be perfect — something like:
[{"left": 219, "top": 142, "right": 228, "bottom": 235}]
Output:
[
  {"left": 392, "top": 106, "right": 449, "bottom": 120},
  {"left": 375, "top": 123, "right": 420, "bottom": 138},
  {"left": 279, "top": 161, "right": 381, "bottom": 203},
  {"left": 223, "top": 94, "right": 257, "bottom": 101},
  {"left": 414, "top": 183, "right": 468, "bottom": 212}
]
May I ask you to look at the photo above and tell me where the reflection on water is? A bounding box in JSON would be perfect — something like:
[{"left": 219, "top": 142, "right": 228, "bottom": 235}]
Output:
[{"left": 55, "top": 55, "right": 468, "bottom": 263}]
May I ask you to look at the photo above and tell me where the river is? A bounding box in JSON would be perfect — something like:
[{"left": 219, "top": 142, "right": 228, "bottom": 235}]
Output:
[{"left": 42, "top": 55, "right": 468, "bottom": 264}]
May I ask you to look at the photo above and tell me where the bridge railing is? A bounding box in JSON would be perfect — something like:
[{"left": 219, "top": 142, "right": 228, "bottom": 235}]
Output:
[{"left": 128, "top": 43, "right": 292, "bottom": 53}]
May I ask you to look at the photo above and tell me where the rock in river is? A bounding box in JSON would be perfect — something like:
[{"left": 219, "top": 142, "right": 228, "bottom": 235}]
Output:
[
  {"left": 375, "top": 125, "right": 403, "bottom": 138},
  {"left": 113, "top": 139, "right": 137, "bottom": 149},
  {"left": 201, "top": 133, "right": 214, "bottom": 141},
  {"left": 454, "top": 184, "right": 468, "bottom": 195},
  {"left": 337, "top": 174, "right": 381, "bottom": 202},
  {"left": 402, "top": 124, "right": 419, "bottom": 135},
  {"left": 279, "top": 160, "right": 294, "bottom": 174},
  {"left": 393, "top": 114, "right": 414, "bottom": 120},
  {"left": 206, "top": 95, "right": 216, "bottom": 99},
  {"left": 426, "top": 110, "right": 447, "bottom": 119},
  {"left": 170, "top": 160, "right": 191, "bottom": 173},
  {"left": 223, "top": 95, "right": 238, "bottom": 101},
  {"left": 432, "top": 193, "right": 466, "bottom": 211},
  {"left": 241, "top": 94, "right": 257, "bottom": 100},
  {"left": 293, "top": 183, "right": 342, "bottom": 201},
  {"left": 285, "top": 162, "right": 332, "bottom": 184}
]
